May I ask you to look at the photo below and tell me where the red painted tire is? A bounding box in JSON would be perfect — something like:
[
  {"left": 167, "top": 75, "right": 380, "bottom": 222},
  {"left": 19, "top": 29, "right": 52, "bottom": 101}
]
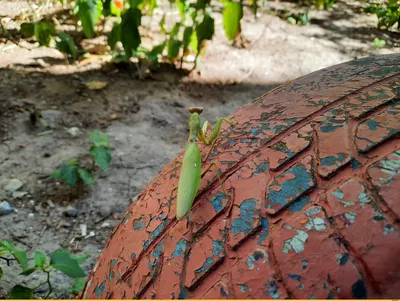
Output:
[{"left": 80, "top": 54, "right": 400, "bottom": 299}]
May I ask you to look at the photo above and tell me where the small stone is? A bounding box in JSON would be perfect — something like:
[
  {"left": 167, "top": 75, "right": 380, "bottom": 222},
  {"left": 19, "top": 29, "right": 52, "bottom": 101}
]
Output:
[
  {"left": 100, "top": 222, "right": 110, "bottom": 228},
  {"left": 5, "top": 179, "right": 23, "bottom": 192},
  {"left": 29, "top": 200, "right": 35, "bottom": 206},
  {"left": 46, "top": 200, "right": 55, "bottom": 208},
  {"left": 28, "top": 213, "right": 34, "bottom": 219},
  {"left": 12, "top": 191, "right": 27, "bottom": 198},
  {"left": 63, "top": 206, "right": 79, "bottom": 218},
  {"left": 0, "top": 201, "right": 13, "bottom": 216},
  {"left": 66, "top": 127, "right": 82, "bottom": 137},
  {"left": 80, "top": 224, "right": 87, "bottom": 236}
]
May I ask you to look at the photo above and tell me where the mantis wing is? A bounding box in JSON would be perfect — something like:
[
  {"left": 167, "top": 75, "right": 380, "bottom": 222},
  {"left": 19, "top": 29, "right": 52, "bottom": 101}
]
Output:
[{"left": 176, "top": 143, "right": 202, "bottom": 220}]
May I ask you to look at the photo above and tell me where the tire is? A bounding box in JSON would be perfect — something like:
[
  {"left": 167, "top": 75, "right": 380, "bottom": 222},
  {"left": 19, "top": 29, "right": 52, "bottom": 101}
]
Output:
[{"left": 80, "top": 54, "right": 400, "bottom": 299}]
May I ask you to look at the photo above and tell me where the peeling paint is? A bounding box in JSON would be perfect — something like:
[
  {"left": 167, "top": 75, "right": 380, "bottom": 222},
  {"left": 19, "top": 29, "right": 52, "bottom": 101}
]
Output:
[
  {"left": 172, "top": 238, "right": 187, "bottom": 258},
  {"left": 282, "top": 229, "right": 309, "bottom": 253},
  {"left": 231, "top": 199, "right": 258, "bottom": 235}
]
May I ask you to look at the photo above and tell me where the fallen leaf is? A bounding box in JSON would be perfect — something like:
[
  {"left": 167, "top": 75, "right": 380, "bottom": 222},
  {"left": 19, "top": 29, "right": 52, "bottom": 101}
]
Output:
[
  {"left": 86, "top": 81, "right": 108, "bottom": 90},
  {"left": 110, "top": 113, "right": 118, "bottom": 119}
]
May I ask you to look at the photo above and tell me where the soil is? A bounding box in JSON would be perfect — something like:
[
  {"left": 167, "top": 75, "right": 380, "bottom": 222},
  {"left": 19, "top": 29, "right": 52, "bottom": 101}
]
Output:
[{"left": 0, "top": 0, "right": 399, "bottom": 298}]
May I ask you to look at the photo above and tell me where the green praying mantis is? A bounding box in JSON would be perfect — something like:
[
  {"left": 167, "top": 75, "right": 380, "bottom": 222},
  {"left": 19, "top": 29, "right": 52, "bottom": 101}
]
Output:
[{"left": 175, "top": 107, "right": 234, "bottom": 220}]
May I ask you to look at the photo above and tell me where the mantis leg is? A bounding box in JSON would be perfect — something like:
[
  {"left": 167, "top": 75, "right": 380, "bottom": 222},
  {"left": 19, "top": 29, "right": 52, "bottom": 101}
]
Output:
[
  {"left": 201, "top": 161, "right": 227, "bottom": 196},
  {"left": 198, "top": 117, "right": 235, "bottom": 163}
]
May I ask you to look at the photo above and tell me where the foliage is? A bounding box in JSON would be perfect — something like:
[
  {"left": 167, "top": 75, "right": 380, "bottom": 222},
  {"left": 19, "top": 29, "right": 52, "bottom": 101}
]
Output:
[
  {"left": 364, "top": 0, "right": 400, "bottom": 30},
  {"left": 0, "top": 240, "right": 90, "bottom": 299},
  {"left": 287, "top": 12, "right": 309, "bottom": 25},
  {"left": 9, "top": 0, "right": 399, "bottom": 69},
  {"left": 10, "top": 0, "right": 270, "bottom": 69},
  {"left": 374, "top": 37, "right": 386, "bottom": 49},
  {"left": 51, "top": 130, "right": 111, "bottom": 188}
]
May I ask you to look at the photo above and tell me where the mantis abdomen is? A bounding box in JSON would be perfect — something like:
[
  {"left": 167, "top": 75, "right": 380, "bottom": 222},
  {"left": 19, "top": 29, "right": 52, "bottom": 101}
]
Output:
[{"left": 176, "top": 142, "right": 202, "bottom": 220}]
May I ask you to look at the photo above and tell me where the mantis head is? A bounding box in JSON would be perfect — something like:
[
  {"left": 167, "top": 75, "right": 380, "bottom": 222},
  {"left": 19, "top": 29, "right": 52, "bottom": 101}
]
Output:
[{"left": 188, "top": 107, "right": 203, "bottom": 115}]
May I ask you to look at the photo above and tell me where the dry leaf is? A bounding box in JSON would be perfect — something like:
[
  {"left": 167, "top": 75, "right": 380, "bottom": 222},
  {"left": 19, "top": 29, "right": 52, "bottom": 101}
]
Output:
[{"left": 86, "top": 81, "right": 108, "bottom": 90}]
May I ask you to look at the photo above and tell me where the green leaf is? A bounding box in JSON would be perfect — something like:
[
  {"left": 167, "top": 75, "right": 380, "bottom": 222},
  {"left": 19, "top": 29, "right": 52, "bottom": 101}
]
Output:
[
  {"left": 77, "top": 0, "right": 103, "bottom": 39},
  {"left": 146, "top": 42, "right": 166, "bottom": 67},
  {"left": 88, "top": 130, "right": 109, "bottom": 147},
  {"left": 51, "top": 168, "right": 63, "bottom": 179},
  {"left": 69, "top": 159, "right": 80, "bottom": 166},
  {"left": 167, "top": 39, "right": 182, "bottom": 60},
  {"left": 19, "top": 267, "right": 37, "bottom": 276},
  {"left": 34, "top": 21, "right": 56, "bottom": 47},
  {"left": 120, "top": 7, "right": 141, "bottom": 58},
  {"left": 20, "top": 23, "right": 35, "bottom": 38},
  {"left": 34, "top": 250, "right": 47, "bottom": 267},
  {"left": 159, "top": 14, "right": 166, "bottom": 34},
  {"left": 90, "top": 146, "right": 112, "bottom": 171},
  {"left": 108, "top": 23, "right": 121, "bottom": 50},
  {"left": 223, "top": 1, "right": 243, "bottom": 41},
  {"left": 374, "top": 37, "right": 386, "bottom": 49},
  {"left": 0, "top": 241, "right": 29, "bottom": 271},
  {"left": 8, "top": 285, "right": 34, "bottom": 299},
  {"left": 299, "top": 12, "right": 309, "bottom": 25},
  {"left": 50, "top": 250, "right": 86, "bottom": 278},
  {"left": 195, "top": 13, "right": 214, "bottom": 52},
  {"left": 56, "top": 32, "right": 77, "bottom": 61},
  {"left": 70, "top": 253, "right": 91, "bottom": 265},
  {"left": 287, "top": 16, "right": 296, "bottom": 24},
  {"left": 182, "top": 26, "right": 193, "bottom": 56},
  {"left": 78, "top": 168, "right": 94, "bottom": 186},
  {"left": 189, "top": 29, "right": 198, "bottom": 54},
  {"left": 129, "top": 0, "right": 143, "bottom": 8},
  {"left": 69, "top": 277, "right": 85, "bottom": 295},
  {"left": 0, "top": 267, "right": 3, "bottom": 280},
  {"left": 60, "top": 164, "right": 79, "bottom": 186},
  {"left": 146, "top": 0, "right": 157, "bottom": 15}
]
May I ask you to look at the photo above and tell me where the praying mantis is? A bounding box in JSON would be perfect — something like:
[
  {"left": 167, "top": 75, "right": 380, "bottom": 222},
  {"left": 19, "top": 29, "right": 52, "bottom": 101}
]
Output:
[{"left": 175, "top": 107, "right": 234, "bottom": 220}]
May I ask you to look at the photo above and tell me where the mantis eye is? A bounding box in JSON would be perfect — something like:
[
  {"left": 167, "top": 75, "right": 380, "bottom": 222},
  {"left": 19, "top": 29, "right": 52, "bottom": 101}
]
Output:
[{"left": 188, "top": 107, "right": 203, "bottom": 114}]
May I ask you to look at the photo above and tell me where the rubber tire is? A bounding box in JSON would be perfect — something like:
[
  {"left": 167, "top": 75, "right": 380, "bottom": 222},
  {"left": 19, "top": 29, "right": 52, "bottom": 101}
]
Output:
[{"left": 80, "top": 54, "right": 400, "bottom": 299}]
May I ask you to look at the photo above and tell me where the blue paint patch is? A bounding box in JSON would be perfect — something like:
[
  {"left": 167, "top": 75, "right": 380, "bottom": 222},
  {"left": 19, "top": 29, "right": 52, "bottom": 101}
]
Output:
[
  {"left": 302, "top": 259, "right": 308, "bottom": 270},
  {"left": 268, "top": 164, "right": 314, "bottom": 206},
  {"left": 350, "top": 158, "right": 362, "bottom": 170},
  {"left": 238, "top": 284, "right": 250, "bottom": 292},
  {"left": 178, "top": 285, "right": 187, "bottom": 299},
  {"left": 248, "top": 250, "right": 265, "bottom": 269},
  {"left": 212, "top": 240, "right": 224, "bottom": 256},
  {"left": 109, "top": 272, "right": 114, "bottom": 281},
  {"left": 326, "top": 116, "right": 344, "bottom": 124},
  {"left": 220, "top": 287, "right": 228, "bottom": 297},
  {"left": 172, "top": 239, "right": 187, "bottom": 258},
  {"left": 150, "top": 219, "right": 168, "bottom": 241},
  {"left": 231, "top": 199, "right": 258, "bottom": 235},
  {"left": 131, "top": 253, "right": 136, "bottom": 260},
  {"left": 288, "top": 274, "right": 302, "bottom": 280},
  {"left": 321, "top": 153, "right": 346, "bottom": 167},
  {"left": 143, "top": 240, "right": 150, "bottom": 249},
  {"left": 262, "top": 279, "right": 280, "bottom": 299},
  {"left": 288, "top": 196, "right": 311, "bottom": 213},
  {"left": 253, "top": 161, "right": 269, "bottom": 175},
  {"left": 211, "top": 192, "right": 225, "bottom": 212},
  {"left": 258, "top": 218, "right": 269, "bottom": 244},
  {"left": 149, "top": 241, "right": 164, "bottom": 273},
  {"left": 95, "top": 281, "right": 106, "bottom": 297},
  {"left": 111, "top": 259, "right": 117, "bottom": 266},
  {"left": 320, "top": 124, "right": 343, "bottom": 132},
  {"left": 195, "top": 257, "right": 213, "bottom": 274},
  {"left": 133, "top": 217, "right": 146, "bottom": 230},
  {"left": 366, "top": 119, "right": 379, "bottom": 131}
]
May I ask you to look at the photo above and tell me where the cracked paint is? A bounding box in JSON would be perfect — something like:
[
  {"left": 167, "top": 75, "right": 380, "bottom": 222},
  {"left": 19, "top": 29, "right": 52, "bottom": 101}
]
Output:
[
  {"left": 368, "top": 149, "right": 400, "bottom": 217},
  {"left": 266, "top": 155, "right": 315, "bottom": 214}
]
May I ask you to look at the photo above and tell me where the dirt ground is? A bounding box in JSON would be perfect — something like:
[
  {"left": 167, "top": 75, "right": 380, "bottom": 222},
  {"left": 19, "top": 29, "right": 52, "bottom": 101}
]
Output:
[{"left": 0, "top": 0, "right": 399, "bottom": 298}]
